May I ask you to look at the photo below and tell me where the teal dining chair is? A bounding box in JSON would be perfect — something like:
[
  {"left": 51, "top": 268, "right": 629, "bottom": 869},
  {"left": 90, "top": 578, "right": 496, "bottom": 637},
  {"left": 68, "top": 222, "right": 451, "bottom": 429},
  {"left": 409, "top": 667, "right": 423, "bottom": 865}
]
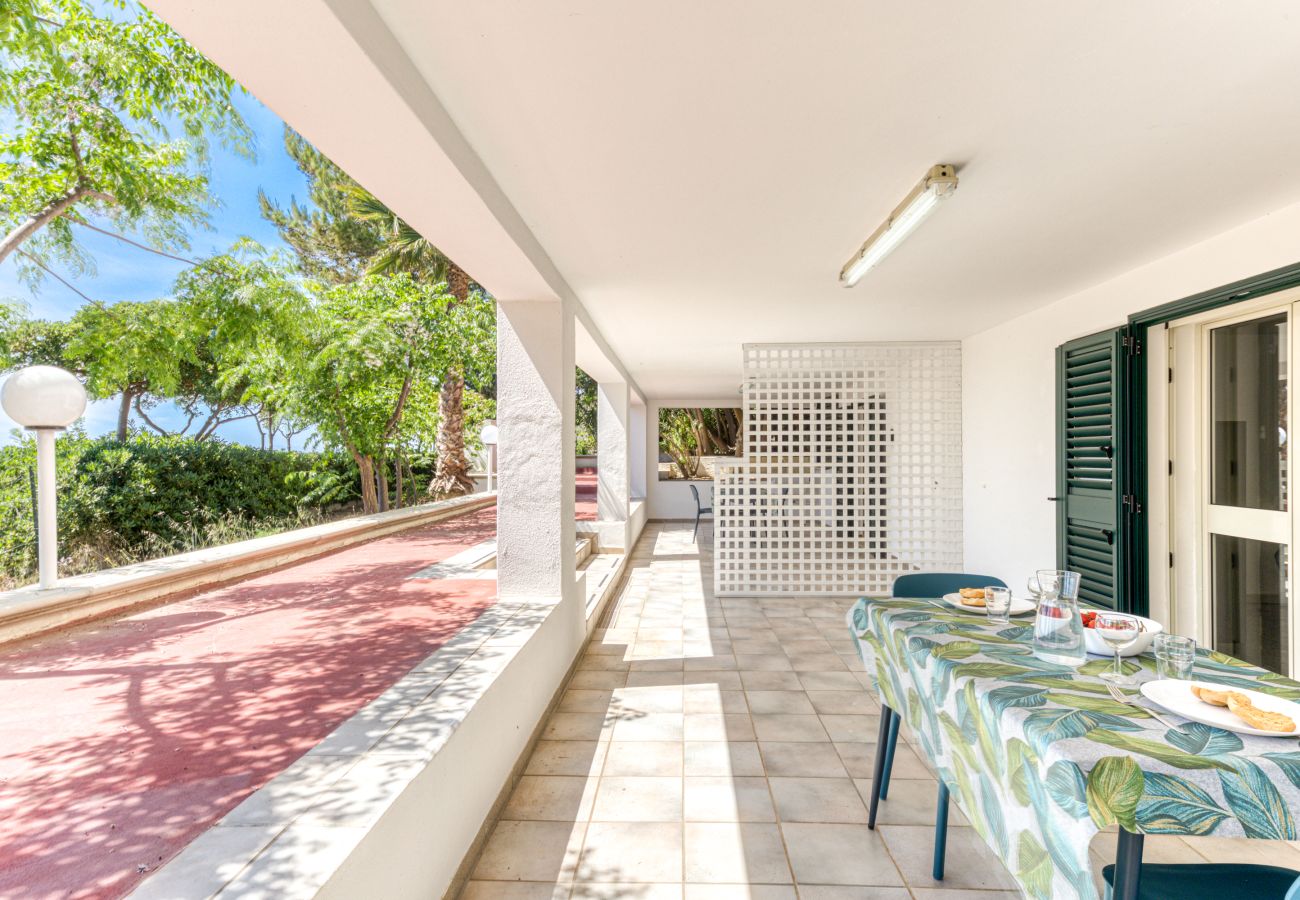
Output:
[
  {"left": 1101, "top": 862, "right": 1300, "bottom": 900},
  {"left": 867, "top": 572, "right": 1007, "bottom": 881}
]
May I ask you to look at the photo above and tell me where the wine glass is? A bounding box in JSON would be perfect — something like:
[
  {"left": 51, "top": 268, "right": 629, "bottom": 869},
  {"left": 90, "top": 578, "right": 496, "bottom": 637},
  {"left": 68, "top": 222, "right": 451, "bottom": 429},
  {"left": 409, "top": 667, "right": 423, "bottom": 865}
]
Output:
[
  {"left": 1095, "top": 612, "right": 1141, "bottom": 683},
  {"left": 1026, "top": 575, "right": 1044, "bottom": 603}
]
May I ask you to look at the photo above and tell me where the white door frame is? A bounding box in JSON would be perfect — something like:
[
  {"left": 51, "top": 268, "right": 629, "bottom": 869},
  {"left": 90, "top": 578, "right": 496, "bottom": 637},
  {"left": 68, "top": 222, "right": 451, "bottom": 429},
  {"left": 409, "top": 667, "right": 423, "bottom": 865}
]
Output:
[{"left": 1162, "top": 290, "right": 1300, "bottom": 674}]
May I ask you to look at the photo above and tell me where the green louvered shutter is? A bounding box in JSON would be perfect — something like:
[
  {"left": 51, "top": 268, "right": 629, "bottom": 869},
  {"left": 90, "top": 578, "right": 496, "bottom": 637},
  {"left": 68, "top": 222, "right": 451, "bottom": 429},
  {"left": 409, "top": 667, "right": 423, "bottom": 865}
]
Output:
[{"left": 1055, "top": 328, "right": 1133, "bottom": 609}]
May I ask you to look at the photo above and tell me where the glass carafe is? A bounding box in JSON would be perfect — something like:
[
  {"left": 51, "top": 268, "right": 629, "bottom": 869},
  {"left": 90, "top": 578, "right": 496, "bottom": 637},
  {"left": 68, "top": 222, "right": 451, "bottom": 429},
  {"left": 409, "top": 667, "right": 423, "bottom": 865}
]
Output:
[{"left": 1032, "top": 569, "right": 1086, "bottom": 667}]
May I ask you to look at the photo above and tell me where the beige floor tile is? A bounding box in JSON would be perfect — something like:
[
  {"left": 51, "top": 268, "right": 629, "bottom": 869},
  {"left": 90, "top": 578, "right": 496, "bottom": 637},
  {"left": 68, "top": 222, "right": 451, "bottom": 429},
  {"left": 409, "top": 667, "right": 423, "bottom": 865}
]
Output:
[
  {"left": 685, "top": 714, "right": 756, "bottom": 741},
  {"left": 683, "top": 671, "right": 744, "bottom": 689},
  {"left": 797, "top": 672, "right": 870, "bottom": 692},
  {"left": 806, "top": 691, "right": 874, "bottom": 715},
  {"left": 628, "top": 671, "right": 686, "bottom": 687},
  {"left": 758, "top": 742, "right": 847, "bottom": 778},
  {"left": 684, "top": 741, "right": 765, "bottom": 776},
  {"left": 684, "top": 823, "right": 792, "bottom": 884},
  {"left": 878, "top": 825, "right": 1018, "bottom": 892},
  {"left": 579, "top": 822, "right": 683, "bottom": 883},
  {"left": 504, "top": 776, "right": 596, "bottom": 822},
  {"left": 560, "top": 690, "right": 615, "bottom": 713},
  {"left": 781, "top": 823, "right": 903, "bottom": 886},
  {"left": 461, "top": 881, "right": 573, "bottom": 900},
  {"left": 613, "top": 686, "right": 685, "bottom": 714},
  {"left": 612, "top": 713, "right": 685, "bottom": 742},
  {"left": 571, "top": 885, "right": 682, "bottom": 900},
  {"left": 527, "top": 742, "right": 607, "bottom": 777},
  {"left": 819, "top": 715, "right": 877, "bottom": 742},
  {"left": 787, "top": 654, "right": 848, "bottom": 673},
  {"left": 751, "top": 715, "right": 830, "bottom": 743},
  {"left": 473, "top": 820, "right": 586, "bottom": 882},
  {"left": 684, "top": 776, "right": 776, "bottom": 822},
  {"left": 545, "top": 713, "right": 610, "bottom": 742},
  {"left": 769, "top": 777, "right": 868, "bottom": 824},
  {"left": 592, "top": 776, "right": 683, "bottom": 822},
  {"left": 684, "top": 687, "right": 748, "bottom": 715},
  {"left": 735, "top": 655, "right": 794, "bottom": 671},
  {"left": 798, "top": 889, "right": 909, "bottom": 900},
  {"left": 570, "top": 671, "right": 629, "bottom": 690},
  {"left": 852, "top": 778, "right": 963, "bottom": 826},
  {"left": 739, "top": 672, "right": 804, "bottom": 691},
  {"left": 744, "top": 691, "right": 816, "bottom": 715},
  {"left": 908, "top": 890, "right": 1019, "bottom": 900},
  {"left": 630, "top": 658, "right": 687, "bottom": 672},
  {"left": 603, "top": 741, "right": 683, "bottom": 777},
  {"left": 684, "top": 886, "right": 796, "bottom": 900},
  {"left": 835, "top": 743, "right": 931, "bottom": 780}
]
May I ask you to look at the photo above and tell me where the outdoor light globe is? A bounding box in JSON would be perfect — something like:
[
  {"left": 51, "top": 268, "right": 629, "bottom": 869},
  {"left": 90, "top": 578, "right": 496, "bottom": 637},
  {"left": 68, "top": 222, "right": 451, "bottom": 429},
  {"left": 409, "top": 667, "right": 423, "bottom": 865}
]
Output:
[
  {"left": 1, "top": 365, "right": 87, "bottom": 430},
  {"left": 479, "top": 424, "right": 499, "bottom": 446}
]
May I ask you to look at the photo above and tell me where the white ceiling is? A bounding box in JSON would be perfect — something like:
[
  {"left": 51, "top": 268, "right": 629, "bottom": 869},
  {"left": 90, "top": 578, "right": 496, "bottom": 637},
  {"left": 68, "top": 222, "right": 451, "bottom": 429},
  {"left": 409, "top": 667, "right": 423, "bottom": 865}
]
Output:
[{"left": 149, "top": 1, "right": 1300, "bottom": 399}]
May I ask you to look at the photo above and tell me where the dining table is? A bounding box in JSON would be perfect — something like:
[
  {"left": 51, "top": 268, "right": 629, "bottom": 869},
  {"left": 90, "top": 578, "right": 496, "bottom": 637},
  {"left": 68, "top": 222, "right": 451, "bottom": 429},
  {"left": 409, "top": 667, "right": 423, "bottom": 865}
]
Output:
[{"left": 847, "top": 596, "right": 1300, "bottom": 900}]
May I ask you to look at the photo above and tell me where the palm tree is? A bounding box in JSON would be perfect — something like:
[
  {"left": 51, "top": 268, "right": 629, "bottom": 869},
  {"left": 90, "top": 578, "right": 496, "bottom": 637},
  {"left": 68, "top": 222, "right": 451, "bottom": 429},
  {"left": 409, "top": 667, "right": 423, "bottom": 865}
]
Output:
[{"left": 348, "top": 190, "right": 476, "bottom": 496}]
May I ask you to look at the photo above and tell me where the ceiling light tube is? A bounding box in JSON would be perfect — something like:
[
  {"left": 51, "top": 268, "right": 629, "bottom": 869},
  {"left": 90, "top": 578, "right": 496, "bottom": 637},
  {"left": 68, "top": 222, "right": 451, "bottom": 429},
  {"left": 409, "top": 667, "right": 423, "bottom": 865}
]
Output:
[{"left": 839, "top": 164, "right": 958, "bottom": 287}]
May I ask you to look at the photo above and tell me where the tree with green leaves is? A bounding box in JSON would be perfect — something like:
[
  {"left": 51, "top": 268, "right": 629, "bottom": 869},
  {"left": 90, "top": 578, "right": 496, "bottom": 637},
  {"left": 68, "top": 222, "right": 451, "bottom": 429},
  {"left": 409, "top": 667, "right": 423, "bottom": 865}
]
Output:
[
  {"left": 346, "top": 190, "right": 483, "bottom": 497},
  {"left": 259, "top": 129, "right": 383, "bottom": 284},
  {"left": 276, "top": 273, "right": 490, "bottom": 514},
  {"left": 0, "top": 0, "right": 250, "bottom": 280}
]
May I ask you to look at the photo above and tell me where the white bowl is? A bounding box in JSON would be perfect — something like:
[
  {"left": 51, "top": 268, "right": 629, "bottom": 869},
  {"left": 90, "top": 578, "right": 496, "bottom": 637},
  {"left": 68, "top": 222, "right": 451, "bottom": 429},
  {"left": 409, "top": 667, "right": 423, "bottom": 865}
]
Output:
[{"left": 1083, "top": 613, "right": 1163, "bottom": 657}]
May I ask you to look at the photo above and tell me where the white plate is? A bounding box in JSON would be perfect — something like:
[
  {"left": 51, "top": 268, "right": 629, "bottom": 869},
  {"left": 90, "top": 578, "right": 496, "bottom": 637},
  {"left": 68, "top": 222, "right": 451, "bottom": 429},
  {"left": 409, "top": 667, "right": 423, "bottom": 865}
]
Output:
[
  {"left": 1140, "top": 679, "right": 1300, "bottom": 737},
  {"left": 940, "top": 592, "right": 1035, "bottom": 616}
]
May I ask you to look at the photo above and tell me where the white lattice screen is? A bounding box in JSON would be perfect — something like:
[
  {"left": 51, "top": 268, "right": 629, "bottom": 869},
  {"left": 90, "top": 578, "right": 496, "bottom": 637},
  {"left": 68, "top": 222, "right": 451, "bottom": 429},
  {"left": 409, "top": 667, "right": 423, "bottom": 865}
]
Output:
[{"left": 714, "top": 342, "right": 962, "bottom": 596}]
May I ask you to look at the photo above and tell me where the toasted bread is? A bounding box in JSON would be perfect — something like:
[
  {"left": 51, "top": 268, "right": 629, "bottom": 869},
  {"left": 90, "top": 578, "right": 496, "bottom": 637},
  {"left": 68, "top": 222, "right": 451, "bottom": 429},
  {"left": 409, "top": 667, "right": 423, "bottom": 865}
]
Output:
[
  {"left": 1226, "top": 694, "right": 1297, "bottom": 733},
  {"left": 1191, "top": 686, "right": 1241, "bottom": 707}
]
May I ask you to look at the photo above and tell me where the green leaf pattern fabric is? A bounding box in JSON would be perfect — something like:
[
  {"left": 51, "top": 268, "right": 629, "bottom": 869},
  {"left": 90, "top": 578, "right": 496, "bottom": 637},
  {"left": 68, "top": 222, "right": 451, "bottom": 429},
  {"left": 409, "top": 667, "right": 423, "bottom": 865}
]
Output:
[{"left": 848, "top": 597, "right": 1300, "bottom": 900}]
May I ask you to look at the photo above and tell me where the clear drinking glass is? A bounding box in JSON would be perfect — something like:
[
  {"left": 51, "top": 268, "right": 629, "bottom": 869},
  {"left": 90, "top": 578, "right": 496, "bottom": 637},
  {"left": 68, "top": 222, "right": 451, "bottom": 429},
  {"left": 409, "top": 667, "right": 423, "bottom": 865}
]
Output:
[
  {"left": 985, "top": 586, "right": 1013, "bottom": 625},
  {"left": 1095, "top": 611, "right": 1141, "bottom": 683},
  {"left": 1026, "top": 575, "right": 1044, "bottom": 601},
  {"left": 1154, "top": 633, "right": 1197, "bottom": 679},
  {"left": 1032, "top": 569, "right": 1087, "bottom": 666}
]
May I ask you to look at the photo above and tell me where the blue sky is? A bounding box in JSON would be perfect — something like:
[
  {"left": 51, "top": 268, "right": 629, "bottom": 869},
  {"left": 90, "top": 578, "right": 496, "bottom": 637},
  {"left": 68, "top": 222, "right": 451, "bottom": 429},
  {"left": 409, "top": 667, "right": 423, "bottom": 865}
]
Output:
[{"left": 0, "top": 90, "right": 310, "bottom": 446}]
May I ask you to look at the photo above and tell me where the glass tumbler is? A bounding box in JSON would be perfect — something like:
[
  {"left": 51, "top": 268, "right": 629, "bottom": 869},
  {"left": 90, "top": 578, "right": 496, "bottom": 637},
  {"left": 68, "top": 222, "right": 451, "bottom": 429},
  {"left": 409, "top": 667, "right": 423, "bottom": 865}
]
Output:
[{"left": 1155, "top": 633, "right": 1196, "bottom": 680}]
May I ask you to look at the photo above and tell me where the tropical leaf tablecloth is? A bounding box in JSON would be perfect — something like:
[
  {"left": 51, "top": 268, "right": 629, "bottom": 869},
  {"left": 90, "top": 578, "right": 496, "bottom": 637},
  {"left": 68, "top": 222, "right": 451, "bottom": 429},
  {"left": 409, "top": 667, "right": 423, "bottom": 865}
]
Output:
[{"left": 847, "top": 597, "right": 1300, "bottom": 900}]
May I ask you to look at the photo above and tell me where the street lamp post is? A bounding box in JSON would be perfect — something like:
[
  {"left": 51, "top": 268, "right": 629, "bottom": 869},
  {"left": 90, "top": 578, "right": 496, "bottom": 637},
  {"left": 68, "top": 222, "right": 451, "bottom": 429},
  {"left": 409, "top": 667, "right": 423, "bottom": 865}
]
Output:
[{"left": 1, "top": 366, "right": 87, "bottom": 589}]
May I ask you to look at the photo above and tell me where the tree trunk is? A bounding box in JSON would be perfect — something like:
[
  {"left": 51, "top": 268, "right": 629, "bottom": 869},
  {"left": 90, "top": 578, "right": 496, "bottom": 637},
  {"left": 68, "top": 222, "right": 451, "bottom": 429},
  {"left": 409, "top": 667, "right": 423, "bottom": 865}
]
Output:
[
  {"left": 116, "top": 388, "right": 135, "bottom": 442},
  {"left": 447, "top": 262, "right": 471, "bottom": 303},
  {"left": 354, "top": 455, "right": 378, "bottom": 514},
  {"left": 430, "top": 369, "right": 474, "bottom": 497},
  {"left": 0, "top": 186, "right": 110, "bottom": 267},
  {"left": 394, "top": 457, "right": 404, "bottom": 509},
  {"left": 377, "top": 454, "right": 389, "bottom": 512}
]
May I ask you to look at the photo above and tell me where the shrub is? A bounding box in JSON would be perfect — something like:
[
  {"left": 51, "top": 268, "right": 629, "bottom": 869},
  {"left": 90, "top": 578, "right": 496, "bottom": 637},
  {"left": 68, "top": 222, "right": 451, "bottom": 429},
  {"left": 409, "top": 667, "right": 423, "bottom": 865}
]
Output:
[{"left": 0, "top": 434, "right": 361, "bottom": 584}]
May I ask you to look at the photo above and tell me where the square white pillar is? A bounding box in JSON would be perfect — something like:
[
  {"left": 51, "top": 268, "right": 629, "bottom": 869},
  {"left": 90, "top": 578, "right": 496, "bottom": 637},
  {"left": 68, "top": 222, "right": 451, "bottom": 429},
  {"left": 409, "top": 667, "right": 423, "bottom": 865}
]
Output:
[
  {"left": 596, "top": 381, "right": 629, "bottom": 522},
  {"left": 496, "top": 299, "right": 575, "bottom": 604},
  {"left": 629, "top": 399, "right": 647, "bottom": 499}
]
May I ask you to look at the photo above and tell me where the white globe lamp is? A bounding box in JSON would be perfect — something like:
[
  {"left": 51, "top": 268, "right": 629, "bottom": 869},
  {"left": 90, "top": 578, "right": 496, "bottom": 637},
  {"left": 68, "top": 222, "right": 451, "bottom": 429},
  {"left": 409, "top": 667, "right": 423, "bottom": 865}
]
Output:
[{"left": 1, "top": 366, "right": 88, "bottom": 589}]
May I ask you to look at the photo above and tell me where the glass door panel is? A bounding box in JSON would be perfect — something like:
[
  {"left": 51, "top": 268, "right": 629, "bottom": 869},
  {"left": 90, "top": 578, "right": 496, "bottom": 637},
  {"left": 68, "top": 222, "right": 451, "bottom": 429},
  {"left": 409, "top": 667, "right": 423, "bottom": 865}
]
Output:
[
  {"left": 1210, "top": 535, "right": 1288, "bottom": 673},
  {"left": 1210, "top": 312, "right": 1287, "bottom": 511},
  {"left": 1206, "top": 308, "right": 1291, "bottom": 673}
]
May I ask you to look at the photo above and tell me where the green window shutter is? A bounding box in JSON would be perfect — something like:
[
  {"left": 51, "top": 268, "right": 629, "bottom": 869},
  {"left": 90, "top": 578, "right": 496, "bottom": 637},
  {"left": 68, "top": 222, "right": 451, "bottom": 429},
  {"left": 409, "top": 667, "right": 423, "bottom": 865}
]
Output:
[{"left": 1055, "top": 327, "right": 1133, "bottom": 609}]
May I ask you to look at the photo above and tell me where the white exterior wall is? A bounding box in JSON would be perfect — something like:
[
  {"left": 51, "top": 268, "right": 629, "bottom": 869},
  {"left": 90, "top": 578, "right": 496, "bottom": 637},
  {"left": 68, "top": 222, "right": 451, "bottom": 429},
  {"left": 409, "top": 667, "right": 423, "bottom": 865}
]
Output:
[
  {"left": 645, "top": 397, "right": 740, "bottom": 519},
  {"left": 597, "top": 381, "right": 630, "bottom": 522},
  {"left": 963, "top": 198, "right": 1300, "bottom": 588}
]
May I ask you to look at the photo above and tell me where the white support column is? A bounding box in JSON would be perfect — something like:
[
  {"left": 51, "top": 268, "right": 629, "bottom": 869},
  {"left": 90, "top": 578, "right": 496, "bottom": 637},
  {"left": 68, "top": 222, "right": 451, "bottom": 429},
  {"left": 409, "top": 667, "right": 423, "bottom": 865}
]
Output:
[
  {"left": 496, "top": 299, "right": 576, "bottom": 606},
  {"left": 596, "top": 381, "right": 629, "bottom": 523},
  {"left": 629, "top": 399, "right": 647, "bottom": 500}
]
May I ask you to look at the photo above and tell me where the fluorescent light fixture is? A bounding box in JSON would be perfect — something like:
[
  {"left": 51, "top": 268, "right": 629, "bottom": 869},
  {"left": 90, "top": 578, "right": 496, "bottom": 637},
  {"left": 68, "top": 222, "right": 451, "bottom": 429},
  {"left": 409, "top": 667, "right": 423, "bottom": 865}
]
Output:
[{"left": 839, "top": 164, "right": 958, "bottom": 287}]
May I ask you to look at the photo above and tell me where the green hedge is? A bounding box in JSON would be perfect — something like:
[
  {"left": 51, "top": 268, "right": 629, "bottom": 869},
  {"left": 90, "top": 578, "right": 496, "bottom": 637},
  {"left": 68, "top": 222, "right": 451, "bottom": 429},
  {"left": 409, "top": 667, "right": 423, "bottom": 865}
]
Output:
[{"left": 0, "top": 435, "right": 360, "bottom": 581}]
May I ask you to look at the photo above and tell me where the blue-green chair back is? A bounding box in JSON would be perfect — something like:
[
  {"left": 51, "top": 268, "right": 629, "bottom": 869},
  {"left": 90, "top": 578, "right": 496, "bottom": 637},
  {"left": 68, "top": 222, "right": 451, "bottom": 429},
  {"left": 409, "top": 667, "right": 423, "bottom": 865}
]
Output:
[
  {"left": 1102, "top": 862, "right": 1300, "bottom": 900},
  {"left": 891, "top": 572, "right": 1006, "bottom": 599}
]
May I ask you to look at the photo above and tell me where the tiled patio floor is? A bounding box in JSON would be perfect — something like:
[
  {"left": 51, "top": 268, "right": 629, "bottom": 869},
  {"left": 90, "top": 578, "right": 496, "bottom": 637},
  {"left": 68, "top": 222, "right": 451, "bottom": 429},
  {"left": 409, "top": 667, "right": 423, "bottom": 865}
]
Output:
[{"left": 463, "top": 522, "right": 1300, "bottom": 900}]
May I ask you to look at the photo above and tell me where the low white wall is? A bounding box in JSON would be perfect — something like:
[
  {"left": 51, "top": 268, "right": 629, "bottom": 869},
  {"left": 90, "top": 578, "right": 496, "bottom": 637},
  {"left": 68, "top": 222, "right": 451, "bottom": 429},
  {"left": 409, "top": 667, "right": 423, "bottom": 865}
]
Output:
[{"left": 963, "top": 198, "right": 1300, "bottom": 587}]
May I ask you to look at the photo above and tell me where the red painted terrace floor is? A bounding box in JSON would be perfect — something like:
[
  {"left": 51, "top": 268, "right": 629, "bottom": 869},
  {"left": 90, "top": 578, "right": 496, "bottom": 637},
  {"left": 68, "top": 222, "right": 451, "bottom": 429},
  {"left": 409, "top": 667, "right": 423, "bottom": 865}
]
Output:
[
  {"left": 0, "top": 504, "right": 499, "bottom": 900},
  {"left": 576, "top": 469, "right": 596, "bottom": 521}
]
